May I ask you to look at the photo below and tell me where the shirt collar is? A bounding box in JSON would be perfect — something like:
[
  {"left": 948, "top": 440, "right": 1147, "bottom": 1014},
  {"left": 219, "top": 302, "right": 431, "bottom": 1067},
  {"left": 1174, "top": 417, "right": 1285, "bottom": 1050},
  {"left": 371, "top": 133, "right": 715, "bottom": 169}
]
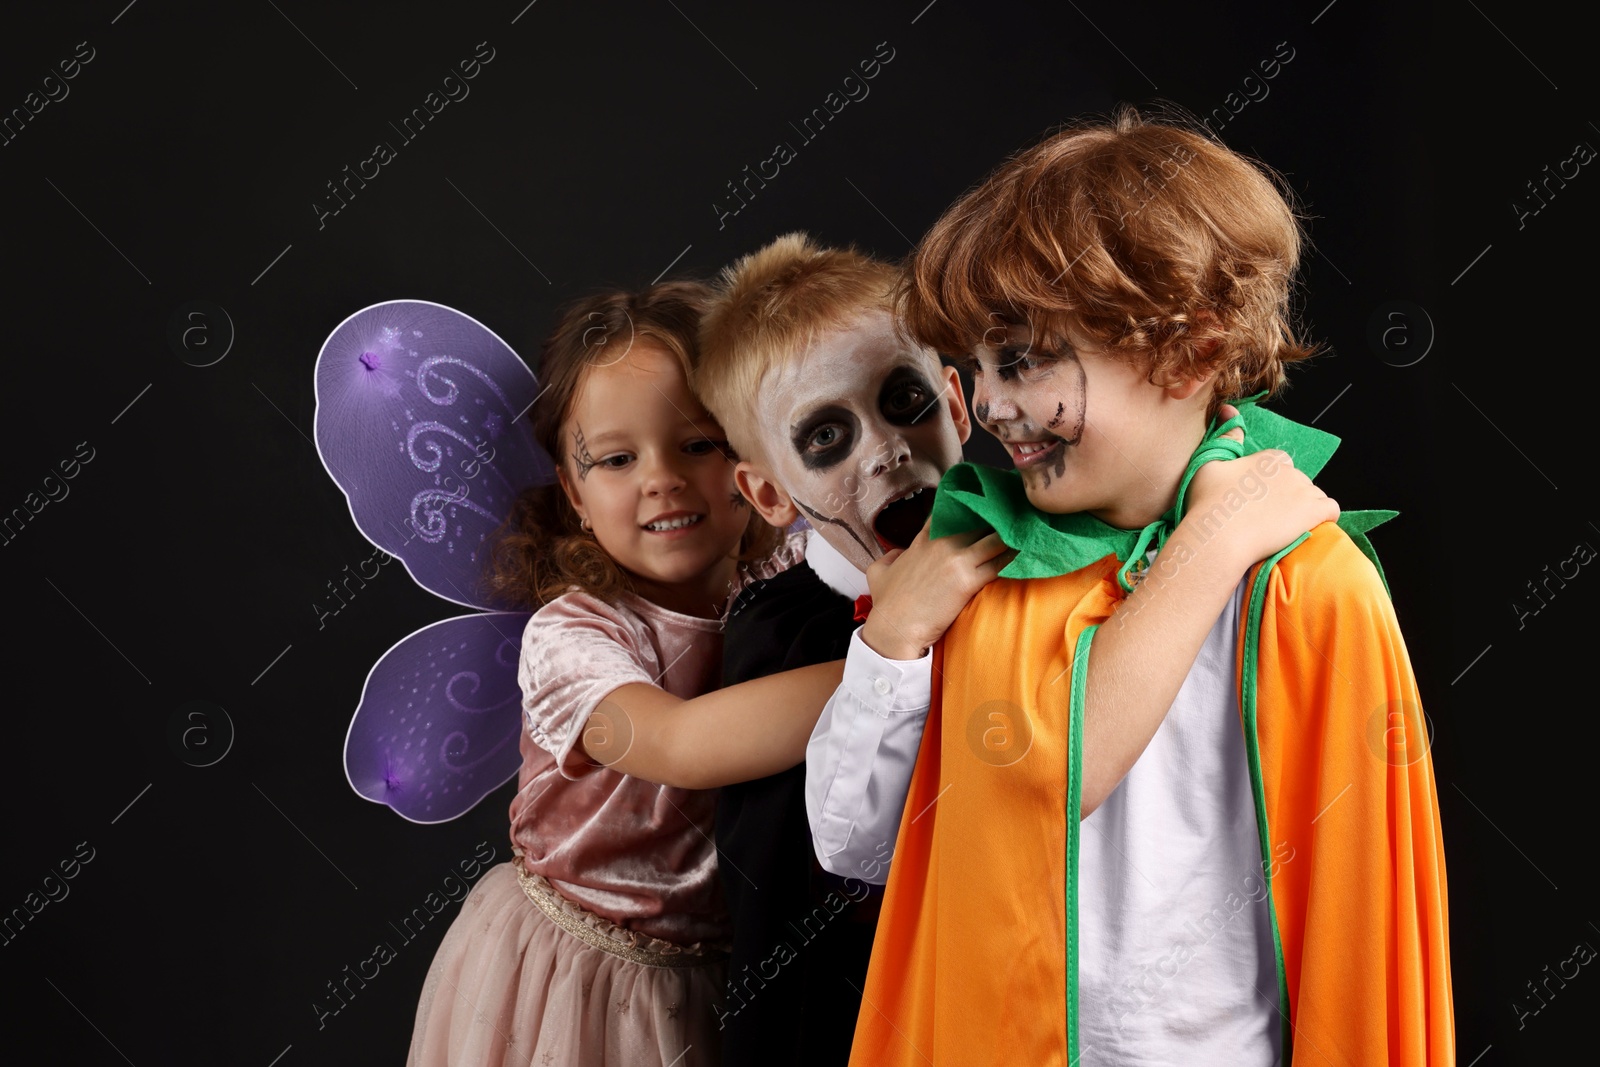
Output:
[{"left": 804, "top": 527, "right": 871, "bottom": 600}]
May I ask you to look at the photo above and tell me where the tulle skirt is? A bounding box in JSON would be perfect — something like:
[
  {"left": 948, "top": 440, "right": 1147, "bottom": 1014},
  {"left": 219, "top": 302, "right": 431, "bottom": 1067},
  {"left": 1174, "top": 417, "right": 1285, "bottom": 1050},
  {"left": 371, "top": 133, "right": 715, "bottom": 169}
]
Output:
[{"left": 407, "top": 861, "right": 728, "bottom": 1066}]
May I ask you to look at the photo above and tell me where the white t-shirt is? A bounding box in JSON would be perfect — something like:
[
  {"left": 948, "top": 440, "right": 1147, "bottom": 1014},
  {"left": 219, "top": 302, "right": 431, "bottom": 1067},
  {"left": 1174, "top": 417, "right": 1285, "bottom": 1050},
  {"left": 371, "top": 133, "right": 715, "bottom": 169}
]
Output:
[{"left": 1076, "top": 580, "right": 1279, "bottom": 1066}]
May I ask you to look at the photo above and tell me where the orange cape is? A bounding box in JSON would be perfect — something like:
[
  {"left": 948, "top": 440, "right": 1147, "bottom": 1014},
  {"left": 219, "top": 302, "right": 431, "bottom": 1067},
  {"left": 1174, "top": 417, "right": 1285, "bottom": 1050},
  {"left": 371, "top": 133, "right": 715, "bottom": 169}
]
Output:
[{"left": 849, "top": 523, "right": 1452, "bottom": 1066}]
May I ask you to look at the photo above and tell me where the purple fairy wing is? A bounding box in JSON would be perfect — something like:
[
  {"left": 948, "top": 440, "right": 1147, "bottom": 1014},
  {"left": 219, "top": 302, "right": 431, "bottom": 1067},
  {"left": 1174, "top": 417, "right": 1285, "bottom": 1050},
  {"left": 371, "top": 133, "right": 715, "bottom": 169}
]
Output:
[
  {"left": 314, "top": 299, "right": 554, "bottom": 611},
  {"left": 344, "top": 612, "right": 532, "bottom": 823}
]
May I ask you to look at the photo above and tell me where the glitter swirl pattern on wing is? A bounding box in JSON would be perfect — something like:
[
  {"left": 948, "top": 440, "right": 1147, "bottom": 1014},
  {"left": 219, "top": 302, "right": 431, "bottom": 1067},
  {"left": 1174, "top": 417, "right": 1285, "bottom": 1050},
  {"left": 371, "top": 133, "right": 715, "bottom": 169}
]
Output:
[
  {"left": 438, "top": 662, "right": 522, "bottom": 772},
  {"left": 417, "top": 355, "right": 513, "bottom": 410},
  {"left": 411, "top": 488, "right": 502, "bottom": 541},
  {"left": 406, "top": 420, "right": 480, "bottom": 472}
]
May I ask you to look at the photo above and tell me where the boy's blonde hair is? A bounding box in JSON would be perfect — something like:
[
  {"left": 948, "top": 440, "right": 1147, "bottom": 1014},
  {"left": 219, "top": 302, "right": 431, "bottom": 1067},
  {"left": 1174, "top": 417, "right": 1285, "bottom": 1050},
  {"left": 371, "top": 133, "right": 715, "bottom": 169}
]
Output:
[
  {"left": 695, "top": 233, "right": 902, "bottom": 462},
  {"left": 901, "top": 107, "right": 1316, "bottom": 408}
]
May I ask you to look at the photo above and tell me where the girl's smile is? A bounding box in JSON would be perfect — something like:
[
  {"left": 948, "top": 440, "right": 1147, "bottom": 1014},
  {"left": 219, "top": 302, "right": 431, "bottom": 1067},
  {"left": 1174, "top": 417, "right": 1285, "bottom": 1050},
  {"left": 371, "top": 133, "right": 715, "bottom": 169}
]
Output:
[{"left": 557, "top": 342, "right": 748, "bottom": 616}]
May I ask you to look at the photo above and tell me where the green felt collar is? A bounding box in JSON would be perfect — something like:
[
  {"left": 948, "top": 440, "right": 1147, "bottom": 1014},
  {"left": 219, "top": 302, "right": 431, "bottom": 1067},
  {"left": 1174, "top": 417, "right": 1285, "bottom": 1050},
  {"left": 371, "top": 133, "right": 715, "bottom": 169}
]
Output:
[{"left": 928, "top": 395, "right": 1395, "bottom": 590}]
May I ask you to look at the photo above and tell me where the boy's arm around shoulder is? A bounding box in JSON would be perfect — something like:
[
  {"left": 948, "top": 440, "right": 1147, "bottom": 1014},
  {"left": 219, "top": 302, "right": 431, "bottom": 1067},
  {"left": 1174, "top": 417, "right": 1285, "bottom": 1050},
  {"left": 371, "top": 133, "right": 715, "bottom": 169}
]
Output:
[
  {"left": 1252, "top": 521, "right": 1454, "bottom": 1062},
  {"left": 1080, "top": 435, "right": 1338, "bottom": 817}
]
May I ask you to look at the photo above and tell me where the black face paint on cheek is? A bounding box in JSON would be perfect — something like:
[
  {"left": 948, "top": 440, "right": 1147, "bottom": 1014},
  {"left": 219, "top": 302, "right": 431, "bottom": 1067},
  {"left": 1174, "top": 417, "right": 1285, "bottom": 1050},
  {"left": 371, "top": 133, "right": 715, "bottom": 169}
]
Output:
[
  {"left": 974, "top": 402, "right": 991, "bottom": 425},
  {"left": 1040, "top": 437, "right": 1071, "bottom": 488},
  {"left": 572, "top": 426, "right": 597, "bottom": 481},
  {"left": 793, "top": 497, "right": 876, "bottom": 560},
  {"left": 1057, "top": 353, "right": 1088, "bottom": 446},
  {"left": 1027, "top": 357, "right": 1086, "bottom": 490},
  {"left": 729, "top": 491, "right": 747, "bottom": 509}
]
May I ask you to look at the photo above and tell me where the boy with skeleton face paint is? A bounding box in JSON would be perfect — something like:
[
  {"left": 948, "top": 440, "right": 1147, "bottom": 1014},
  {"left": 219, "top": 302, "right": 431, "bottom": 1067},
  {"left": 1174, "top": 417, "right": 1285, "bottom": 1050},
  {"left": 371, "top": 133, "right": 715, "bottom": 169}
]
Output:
[
  {"left": 690, "top": 233, "right": 1335, "bottom": 1067},
  {"left": 742, "top": 305, "right": 961, "bottom": 571}
]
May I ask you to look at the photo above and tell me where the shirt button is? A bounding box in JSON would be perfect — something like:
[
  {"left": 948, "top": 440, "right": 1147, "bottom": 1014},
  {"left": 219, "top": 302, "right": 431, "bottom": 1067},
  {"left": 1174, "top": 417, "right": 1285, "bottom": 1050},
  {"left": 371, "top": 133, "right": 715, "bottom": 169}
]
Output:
[{"left": 873, "top": 677, "right": 891, "bottom": 696}]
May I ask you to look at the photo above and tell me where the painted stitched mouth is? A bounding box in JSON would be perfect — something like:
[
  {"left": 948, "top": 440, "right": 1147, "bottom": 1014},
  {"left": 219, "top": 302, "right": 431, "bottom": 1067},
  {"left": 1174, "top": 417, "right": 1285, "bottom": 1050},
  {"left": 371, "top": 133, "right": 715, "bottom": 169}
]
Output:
[{"left": 872, "top": 486, "right": 935, "bottom": 550}]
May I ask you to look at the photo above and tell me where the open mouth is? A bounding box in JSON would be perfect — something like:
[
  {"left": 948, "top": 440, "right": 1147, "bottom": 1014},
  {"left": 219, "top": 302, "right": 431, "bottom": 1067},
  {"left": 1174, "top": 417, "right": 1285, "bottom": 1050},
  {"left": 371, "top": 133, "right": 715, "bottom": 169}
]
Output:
[
  {"left": 1009, "top": 437, "right": 1064, "bottom": 470},
  {"left": 872, "top": 486, "right": 936, "bottom": 551}
]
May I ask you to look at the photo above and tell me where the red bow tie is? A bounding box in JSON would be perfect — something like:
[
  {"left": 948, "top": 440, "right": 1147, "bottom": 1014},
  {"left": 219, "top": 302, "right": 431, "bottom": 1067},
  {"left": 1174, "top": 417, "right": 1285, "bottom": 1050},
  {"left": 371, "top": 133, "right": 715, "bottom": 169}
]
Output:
[{"left": 853, "top": 594, "right": 873, "bottom": 622}]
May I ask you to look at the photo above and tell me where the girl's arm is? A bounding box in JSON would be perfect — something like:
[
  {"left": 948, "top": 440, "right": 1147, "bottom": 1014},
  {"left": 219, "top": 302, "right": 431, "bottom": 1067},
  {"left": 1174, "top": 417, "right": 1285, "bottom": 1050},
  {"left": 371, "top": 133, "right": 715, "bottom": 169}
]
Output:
[
  {"left": 1079, "top": 438, "right": 1338, "bottom": 817},
  {"left": 582, "top": 527, "right": 1007, "bottom": 792},
  {"left": 580, "top": 664, "right": 845, "bottom": 790}
]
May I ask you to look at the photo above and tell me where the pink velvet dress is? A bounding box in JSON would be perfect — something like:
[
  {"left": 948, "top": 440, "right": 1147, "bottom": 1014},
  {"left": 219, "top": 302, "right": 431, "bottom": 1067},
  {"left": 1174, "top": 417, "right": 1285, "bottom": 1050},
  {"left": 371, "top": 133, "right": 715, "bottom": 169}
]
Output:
[{"left": 408, "top": 542, "right": 799, "bottom": 1066}]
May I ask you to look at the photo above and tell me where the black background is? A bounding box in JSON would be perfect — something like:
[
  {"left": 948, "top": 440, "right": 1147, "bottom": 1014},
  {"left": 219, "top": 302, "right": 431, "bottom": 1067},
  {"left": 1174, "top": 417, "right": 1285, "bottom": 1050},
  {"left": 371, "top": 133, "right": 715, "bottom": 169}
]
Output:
[{"left": 2, "top": 1, "right": 1593, "bottom": 1063}]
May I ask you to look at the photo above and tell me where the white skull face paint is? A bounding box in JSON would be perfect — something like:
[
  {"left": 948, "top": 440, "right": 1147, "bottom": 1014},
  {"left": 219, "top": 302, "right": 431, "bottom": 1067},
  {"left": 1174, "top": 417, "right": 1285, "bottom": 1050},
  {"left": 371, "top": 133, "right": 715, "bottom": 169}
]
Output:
[{"left": 751, "top": 309, "right": 967, "bottom": 572}]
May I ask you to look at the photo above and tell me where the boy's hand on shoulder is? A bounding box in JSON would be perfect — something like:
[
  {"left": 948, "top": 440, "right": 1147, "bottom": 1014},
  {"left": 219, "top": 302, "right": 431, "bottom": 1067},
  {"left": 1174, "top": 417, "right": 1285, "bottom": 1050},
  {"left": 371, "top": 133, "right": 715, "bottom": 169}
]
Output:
[
  {"left": 1182, "top": 404, "right": 1340, "bottom": 568},
  {"left": 859, "top": 518, "right": 1013, "bottom": 660}
]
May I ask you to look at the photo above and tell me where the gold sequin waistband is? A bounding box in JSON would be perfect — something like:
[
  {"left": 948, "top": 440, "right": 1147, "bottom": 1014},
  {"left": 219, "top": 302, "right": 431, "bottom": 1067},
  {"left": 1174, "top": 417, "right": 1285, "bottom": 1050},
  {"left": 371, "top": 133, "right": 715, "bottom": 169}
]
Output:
[{"left": 513, "top": 863, "right": 729, "bottom": 969}]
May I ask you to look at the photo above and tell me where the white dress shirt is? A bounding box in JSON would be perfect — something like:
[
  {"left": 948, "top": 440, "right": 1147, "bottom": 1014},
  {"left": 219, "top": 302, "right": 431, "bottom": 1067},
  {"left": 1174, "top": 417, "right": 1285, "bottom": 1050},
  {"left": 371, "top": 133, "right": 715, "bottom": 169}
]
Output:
[{"left": 801, "top": 530, "right": 933, "bottom": 884}]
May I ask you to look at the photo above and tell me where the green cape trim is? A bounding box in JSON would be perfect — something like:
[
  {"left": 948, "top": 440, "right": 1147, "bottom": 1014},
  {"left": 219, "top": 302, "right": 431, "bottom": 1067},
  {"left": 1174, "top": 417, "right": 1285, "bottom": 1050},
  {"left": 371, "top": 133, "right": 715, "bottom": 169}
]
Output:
[
  {"left": 1240, "top": 539, "right": 1301, "bottom": 1062},
  {"left": 1065, "top": 623, "right": 1093, "bottom": 1063}
]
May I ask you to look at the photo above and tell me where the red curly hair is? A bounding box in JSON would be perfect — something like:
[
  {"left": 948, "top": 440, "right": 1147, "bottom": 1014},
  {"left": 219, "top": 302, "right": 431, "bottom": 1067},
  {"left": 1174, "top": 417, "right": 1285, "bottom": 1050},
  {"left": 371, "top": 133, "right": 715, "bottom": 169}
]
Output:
[{"left": 900, "top": 107, "right": 1318, "bottom": 411}]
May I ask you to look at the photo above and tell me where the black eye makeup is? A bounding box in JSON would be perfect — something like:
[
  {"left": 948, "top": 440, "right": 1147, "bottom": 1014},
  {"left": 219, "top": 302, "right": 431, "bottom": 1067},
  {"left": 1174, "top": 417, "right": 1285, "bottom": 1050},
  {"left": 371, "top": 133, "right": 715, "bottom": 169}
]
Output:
[
  {"left": 996, "top": 346, "right": 1056, "bottom": 381},
  {"left": 791, "top": 405, "right": 859, "bottom": 471},
  {"left": 880, "top": 366, "right": 938, "bottom": 426}
]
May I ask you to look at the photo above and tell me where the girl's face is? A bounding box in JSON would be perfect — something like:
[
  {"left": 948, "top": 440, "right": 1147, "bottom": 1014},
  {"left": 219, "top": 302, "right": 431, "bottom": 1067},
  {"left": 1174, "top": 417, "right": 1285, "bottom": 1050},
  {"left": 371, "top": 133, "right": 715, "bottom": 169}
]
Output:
[
  {"left": 964, "top": 321, "right": 1209, "bottom": 529},
  {"left": 556, "top": 341, "right": 749, "bottom": 617}
]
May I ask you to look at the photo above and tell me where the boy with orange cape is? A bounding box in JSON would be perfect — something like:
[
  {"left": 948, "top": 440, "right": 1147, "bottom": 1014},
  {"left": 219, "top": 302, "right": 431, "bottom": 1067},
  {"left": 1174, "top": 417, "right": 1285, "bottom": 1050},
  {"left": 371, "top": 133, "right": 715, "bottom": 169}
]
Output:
[{"left": 835, "top": 112, "right": 1453, "bottom": 1065}]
